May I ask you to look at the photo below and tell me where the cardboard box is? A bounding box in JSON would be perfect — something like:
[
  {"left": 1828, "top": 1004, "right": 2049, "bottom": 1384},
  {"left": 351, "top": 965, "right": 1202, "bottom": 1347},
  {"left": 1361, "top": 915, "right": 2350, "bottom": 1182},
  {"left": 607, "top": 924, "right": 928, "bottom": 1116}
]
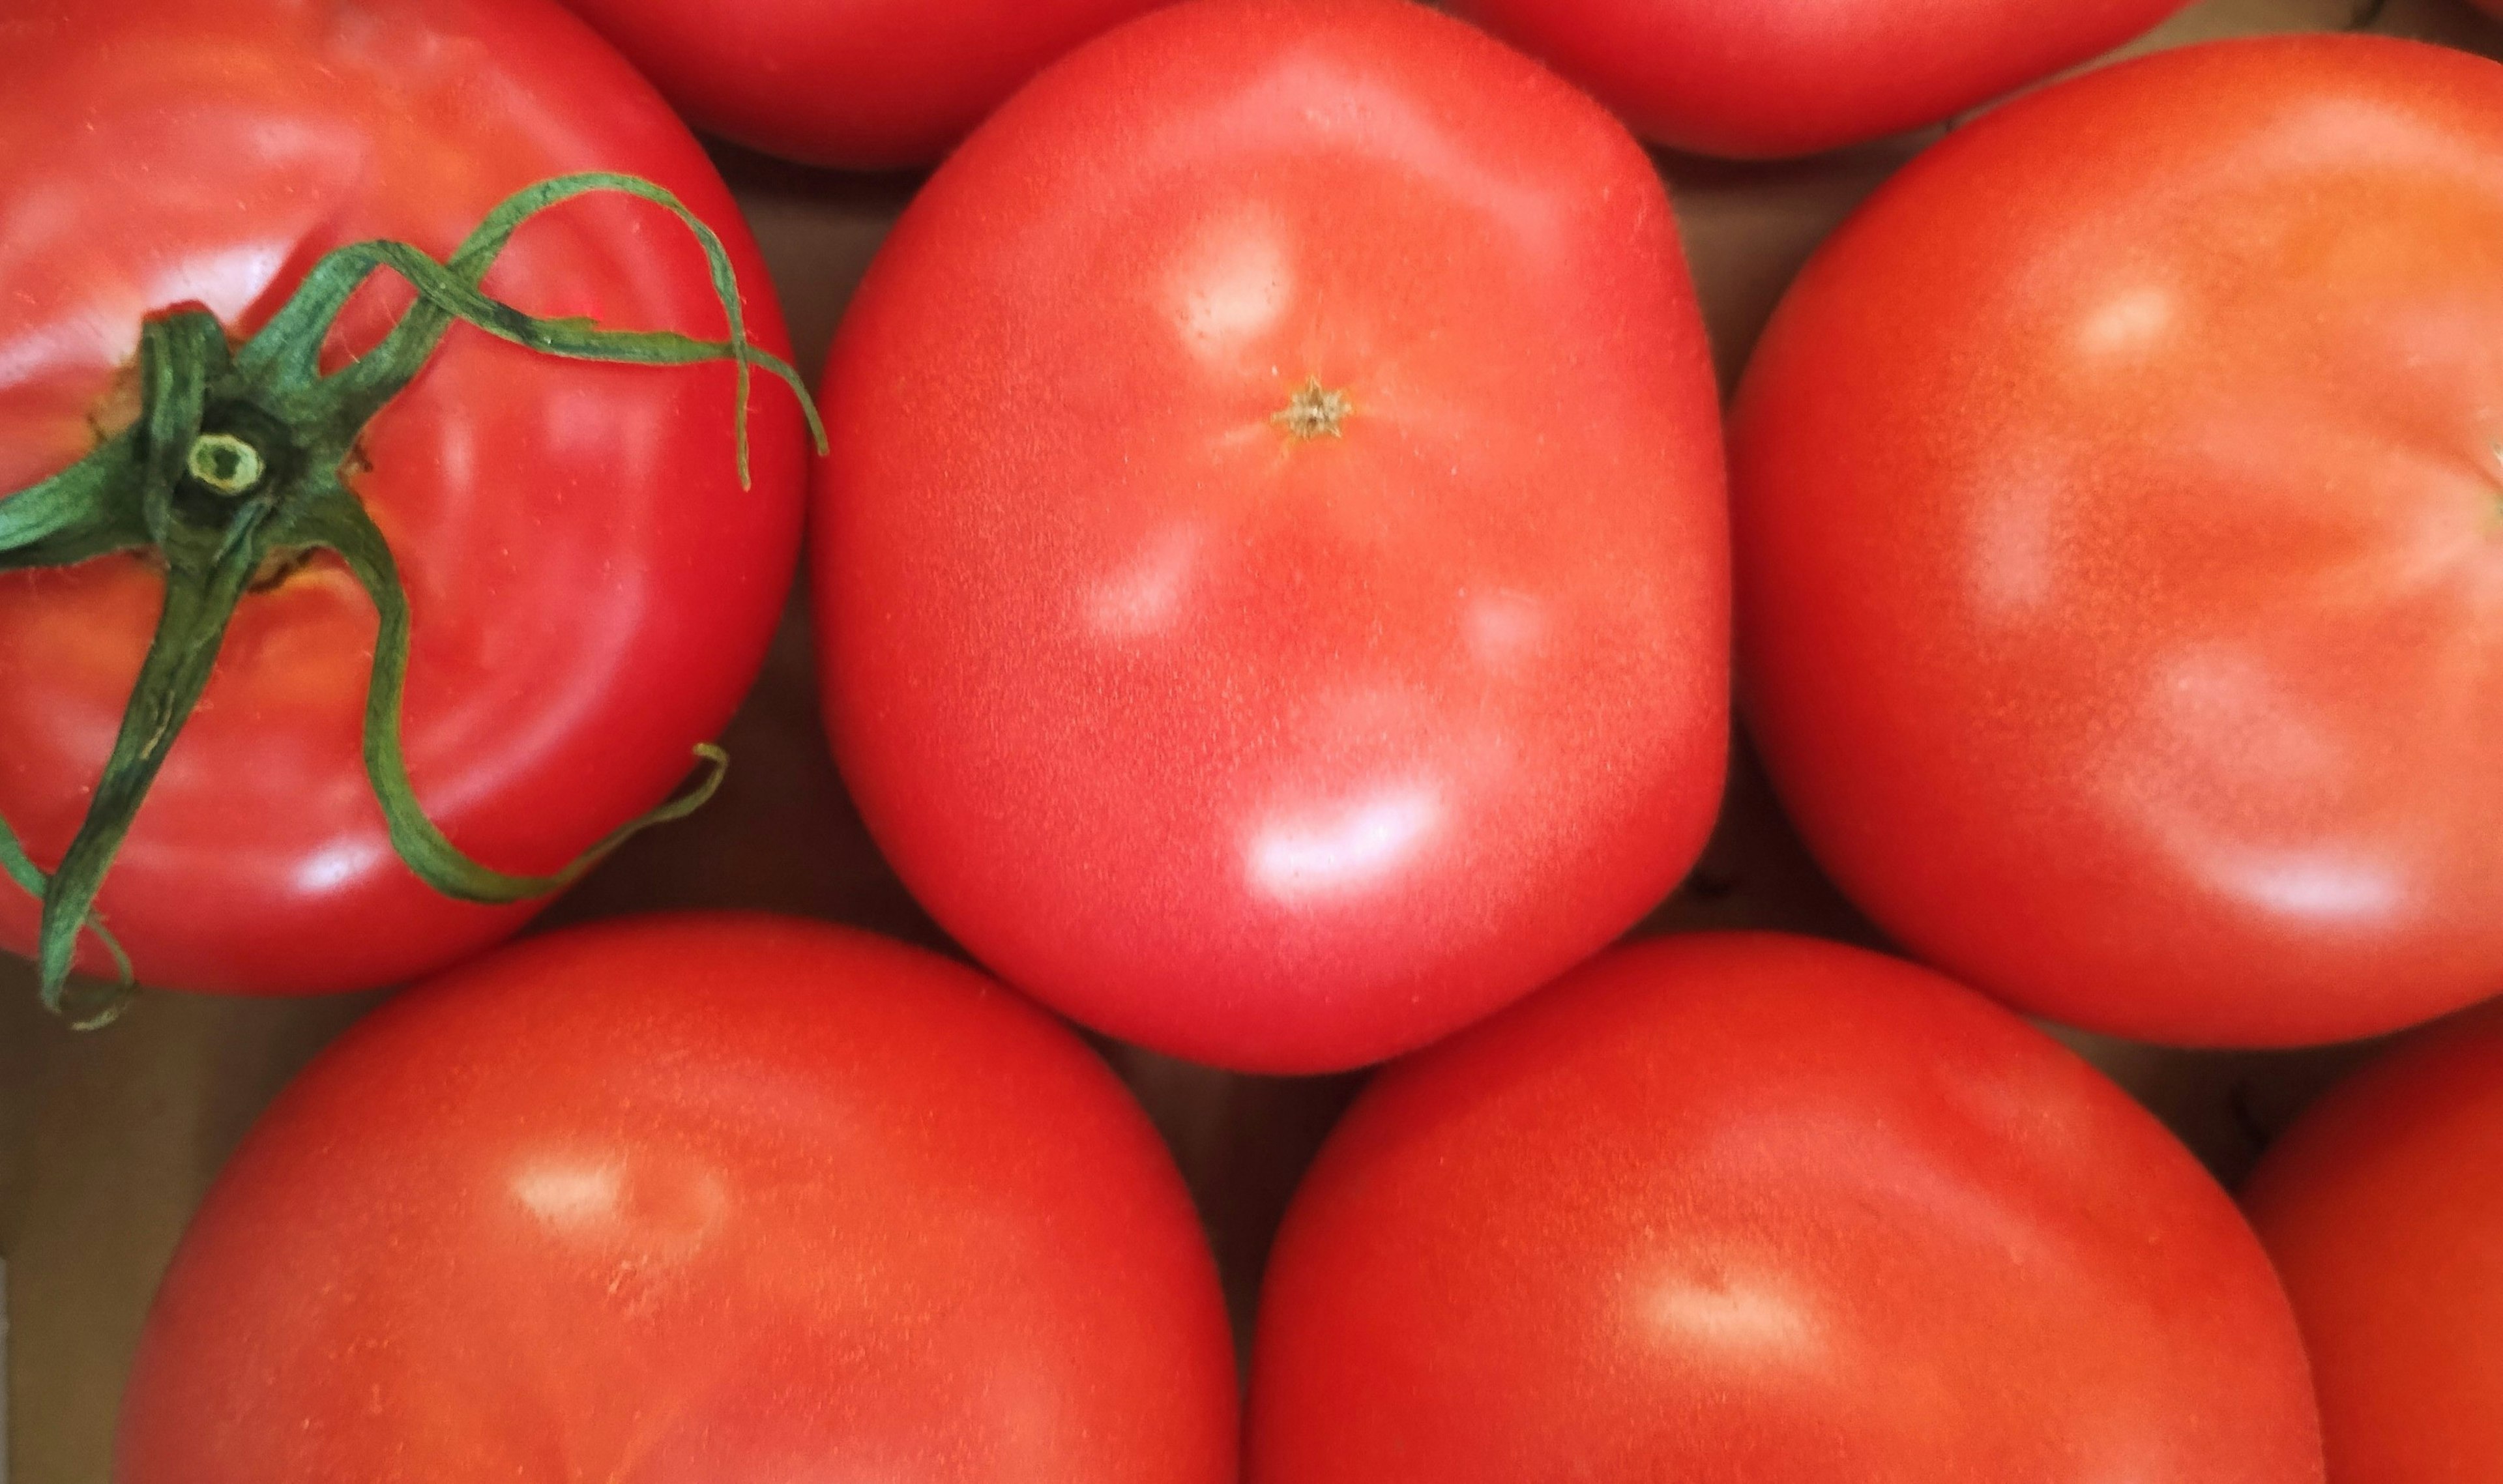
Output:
[{"left": 3, "top": 0, "right": 2491, "bottom": 1476}]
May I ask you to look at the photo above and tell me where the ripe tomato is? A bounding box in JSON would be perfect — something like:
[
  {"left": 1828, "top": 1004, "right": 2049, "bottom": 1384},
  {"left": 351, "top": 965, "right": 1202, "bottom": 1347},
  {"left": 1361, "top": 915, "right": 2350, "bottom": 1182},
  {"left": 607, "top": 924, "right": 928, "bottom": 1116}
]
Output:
[
  {"left": 552, "top": 0, "right": 1171, "bottom": 169},
  {"left": 117, "top": 915, "right": 1239, "bottom": 1482},
  {"left": 2243, "top": 1001, "right": 2503, "bottom": 1481},
  {"left": 0, "top": 0, "right": 806, "bottom": 1002},
  {"left": 819, "top": 0, "right": 1730, "bottom": 1074},
  {"left": 1729, "top": 36, "right": 2503, "bottom": 1047},
  {"left": 1249, "top": 933, "right": 2325, "bottom": 1481},
  {"left": 1445, "top": 0, "right": 2189, "bottom": 159}
]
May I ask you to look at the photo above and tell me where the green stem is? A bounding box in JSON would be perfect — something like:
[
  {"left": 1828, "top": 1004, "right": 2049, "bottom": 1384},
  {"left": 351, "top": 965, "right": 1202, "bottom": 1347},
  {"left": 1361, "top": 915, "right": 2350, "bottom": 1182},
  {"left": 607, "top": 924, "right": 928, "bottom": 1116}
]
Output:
[
  {"left": 0, "top": 171, "right": 816, "bottom": 1022},
  {"left": 36, "top": 534, "right": 263, "bottom": 998}
]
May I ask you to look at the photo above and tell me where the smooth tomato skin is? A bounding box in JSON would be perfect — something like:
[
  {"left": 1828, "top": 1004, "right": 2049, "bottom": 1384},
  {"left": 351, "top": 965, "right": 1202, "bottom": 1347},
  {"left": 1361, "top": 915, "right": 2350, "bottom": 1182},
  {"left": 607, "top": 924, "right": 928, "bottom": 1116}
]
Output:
[
  {"left": 1729, "top": 36, "right": 2503, "bottom": 1047},
  {"left": 0, "top": 0, "right": 806, "bottom": 994},
  {"left": 1447, "top": 0, "right": 2189, "bottom": 158},
  {"left": 553, "top": 0, "right": 1171, "bottom": 169},
  {"left": 819, "top": 0, "right": 1730, "bottom": 1074},
  {"left": 1249, "top": 933, "right": 2325, "bottom": 1482},
  {"left": 116, "top": 915, "right": 1240, "bottom": 1484},
  {"left": 2243, "top": 1002, "right": 2503, "bottom": 1482}
]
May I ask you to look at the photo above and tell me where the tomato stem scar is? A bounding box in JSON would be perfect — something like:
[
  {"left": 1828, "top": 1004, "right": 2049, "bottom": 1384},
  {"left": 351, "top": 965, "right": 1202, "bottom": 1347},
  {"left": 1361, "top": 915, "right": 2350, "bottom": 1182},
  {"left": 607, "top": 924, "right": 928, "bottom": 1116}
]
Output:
[
  {"left": 0, "top": 171, "right": 827, "bottom": 1027},
  {"left": 1273, "top": 375, "right": 1353, "bottom": 441}
]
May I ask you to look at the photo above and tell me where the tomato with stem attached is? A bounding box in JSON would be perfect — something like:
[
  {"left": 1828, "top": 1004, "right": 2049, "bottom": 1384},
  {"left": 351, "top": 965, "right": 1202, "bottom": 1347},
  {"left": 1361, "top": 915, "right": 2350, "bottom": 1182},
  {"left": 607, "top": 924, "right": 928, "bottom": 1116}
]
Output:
[{"left": 0, "top": 0, "right": 815, "bottom": 1019}]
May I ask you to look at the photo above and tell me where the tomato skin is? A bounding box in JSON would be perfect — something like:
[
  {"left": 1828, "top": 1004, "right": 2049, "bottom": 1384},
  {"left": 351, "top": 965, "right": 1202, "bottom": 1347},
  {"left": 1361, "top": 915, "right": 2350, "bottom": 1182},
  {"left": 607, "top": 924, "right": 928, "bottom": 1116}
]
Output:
[
  {"left": 1248, "top": 933, "right": 2324, "bottom": 1482},
  {"left": 2243, "top": 1002, "right": 2503, "bottom": 1482},
  {"left": 552, "top": 0, "right": 1171, "bottom": 169},
  {"left": 115, "top": 915, "right": 1239, "bottom": 1483},
  {"left": 0, "top": 0, "right": 806, "bottom": 995},
  {"left": 1446, "top": 0, "right": 2188, "bottom": 159},
  {"left": 818, "top": 0, "right": 1730, "bottom": 1074},
  {"left": 1729, "top": 36, "right": 2503, "bottom": 1047}
]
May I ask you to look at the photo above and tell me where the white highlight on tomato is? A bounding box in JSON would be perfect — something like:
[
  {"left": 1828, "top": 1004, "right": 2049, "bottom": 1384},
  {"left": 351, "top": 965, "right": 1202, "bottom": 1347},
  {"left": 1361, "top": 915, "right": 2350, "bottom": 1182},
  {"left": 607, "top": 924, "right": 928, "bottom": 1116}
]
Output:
[
  {"left": 1167, "top": 205, "right": 1292, "bottom": 367},
  {"left": 1464, "top": 589, "right": 1549, "bottom": 670},
  {"left": 1248, "top": 783, "right": 1442, "bottom": 905},
  {"left": 1645, "top": 1268, "right": 1826, "bottom": 1358},
  {"left": 1087, "top": 521, "right": 1208, "bottom": 639},
  {"left": 292, "top": 838, "right": 390, "bottom": 894},
  {"left": 511, "top": 1159, "right": 625, "bottom": 1229},
  {"left": 2112, "top": 644, "right": 2408, "bottom": 924},
  {"left": 508, "top": 1153, "right": 729, "bottom": 1252},
  {"left": 2077, "top": 285, "right": 2176, "bottom": 355}
]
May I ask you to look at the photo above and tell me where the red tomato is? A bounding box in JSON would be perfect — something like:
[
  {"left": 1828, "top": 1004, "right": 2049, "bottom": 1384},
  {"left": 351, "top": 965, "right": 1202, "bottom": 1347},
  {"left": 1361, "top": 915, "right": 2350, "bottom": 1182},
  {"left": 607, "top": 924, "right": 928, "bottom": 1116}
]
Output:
[
  {"left": 1446, "top": 0, "right": 2189, "bottom": 159},
  {"left": 1249, "top": 933, "right": 2325, "bottom": 1481},
  {"left": 1729, "top": 36, "right": 2503, "bottom": 1047},
  {"left": 0, "top": 0, "right": 805, "bottom": 998},
  {"left": 2243, "top": 1001, "right": 2503, "bottom": 1481},
  {"left": 553, "top": 0, "right": 1171, "bottom": 169},
  {"left": 117, "top": 915, "right": 1239, "bottom": 1482},
  {"left": 818, "top": 0, "right": 1730, "bottom": 1074}
]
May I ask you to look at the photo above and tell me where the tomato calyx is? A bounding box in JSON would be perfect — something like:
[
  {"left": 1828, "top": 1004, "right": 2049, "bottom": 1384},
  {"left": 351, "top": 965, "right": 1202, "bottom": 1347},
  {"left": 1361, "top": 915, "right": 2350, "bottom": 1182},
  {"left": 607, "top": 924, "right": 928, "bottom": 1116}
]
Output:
[{"left": 0, "top": 172, "right": 827, "bottom": 1027}]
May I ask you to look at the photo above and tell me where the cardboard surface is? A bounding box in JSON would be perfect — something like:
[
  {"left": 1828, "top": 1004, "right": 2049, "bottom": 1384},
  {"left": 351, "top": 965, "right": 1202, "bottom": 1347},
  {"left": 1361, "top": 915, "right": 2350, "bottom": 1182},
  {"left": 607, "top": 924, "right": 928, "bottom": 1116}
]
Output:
[{"left": 3, "top": 0, "right": 2495, "bottom": 1477}]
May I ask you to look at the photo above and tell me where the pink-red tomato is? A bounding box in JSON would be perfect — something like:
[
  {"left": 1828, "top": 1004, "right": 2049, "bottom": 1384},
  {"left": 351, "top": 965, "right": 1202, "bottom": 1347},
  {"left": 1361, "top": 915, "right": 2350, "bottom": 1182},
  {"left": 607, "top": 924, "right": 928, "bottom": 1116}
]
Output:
[
  {"left": 0, "top": 0, "right": 804, "bottom": 997},
  {"left": 552, "top": 0, "right": 1170, "bottom": 168},
  {"left": 1249, "top": 933, "right": 2325, "bottom": 1481},
  {"left": 117, "top": 915, "right": 1239, "bottom": 1483},
  {"left": 1730, "top": 36, "right": 2503, "bottom": 1047},
  {"left": 1447, "top": 0, "right": 2189, "bottom": 158},
  {"left": 2243, "top": 1001, "right": 2503, "bottom": 1481},
  {"left": 818, "top": 0, "right": 1730, "bottom": 1074}
]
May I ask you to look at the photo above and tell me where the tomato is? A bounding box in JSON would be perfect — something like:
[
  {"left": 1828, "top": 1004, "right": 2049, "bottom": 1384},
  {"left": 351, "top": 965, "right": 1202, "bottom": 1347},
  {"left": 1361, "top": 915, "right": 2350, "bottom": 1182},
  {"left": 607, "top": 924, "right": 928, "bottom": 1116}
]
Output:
[
  {"left": 551, "top": 0, "right": 1171, "bottom": 169},
  {"left": 117, "top": 914, "right": 1240, "bottom": 1482},
  {"left": 2242, "top": 1001, "right": 2503, "bottom": 1481},
  {"left": 1728, "top": 36, "right": 2503, "bottom": 1048},
  {"left": 1248, "top": 933, "right": 2324, "bottom": 1481},
  {"left": 1445, "top": 0, "right": 2189, "bottom": 159},
  {"left": 0, "top": 0, "right": 807, "bottom": 1004},
  {"left": 817, "top": 0, "right": 1730, "bottom": 1074}
]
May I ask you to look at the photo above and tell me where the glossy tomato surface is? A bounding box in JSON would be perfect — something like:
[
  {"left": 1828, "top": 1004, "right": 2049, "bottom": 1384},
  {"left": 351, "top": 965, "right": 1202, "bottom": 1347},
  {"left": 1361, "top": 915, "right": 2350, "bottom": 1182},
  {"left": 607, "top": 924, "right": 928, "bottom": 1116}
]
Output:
[
  {"left": 0, "top": 0, "right": 806, "bottom": 995},
  {"left": 117, "top": 915, "right": 1239, "bottom": 1483},
  {"left": 1730, "top": 36, "right": 2503, "bottom": 1047},
  {"left": 1249, "top": 933, "right": 2325, "bottom": 1481},
  {"left": 819, "top": 0, "right": 1730, "bottom": 1074},
  {"left": 1448, "top": 0, "right": 2189, "bottom": 158},
  {"left": 2244, "top": 1001, "right": 2503, "bottom": 1482},
  {"left": 554, "top": 0, "right": 1170, "bottom": 168}
]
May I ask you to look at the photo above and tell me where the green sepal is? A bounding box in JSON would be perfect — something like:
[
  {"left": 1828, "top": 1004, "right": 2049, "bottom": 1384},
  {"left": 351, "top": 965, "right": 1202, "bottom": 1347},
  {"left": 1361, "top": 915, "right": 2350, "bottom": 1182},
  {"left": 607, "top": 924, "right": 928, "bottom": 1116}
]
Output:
[
  {"left": 261, "top": 173, "right": 827, "bottom": 487},
  {"left": 280, "top": 486, "right": 730, "bottom": 903},
  {"left": 0, "top": 433, "right": 144, "bottom": 568},
  {"left": 0, "top": 815, "right": 134, "bottom": 1030}
]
